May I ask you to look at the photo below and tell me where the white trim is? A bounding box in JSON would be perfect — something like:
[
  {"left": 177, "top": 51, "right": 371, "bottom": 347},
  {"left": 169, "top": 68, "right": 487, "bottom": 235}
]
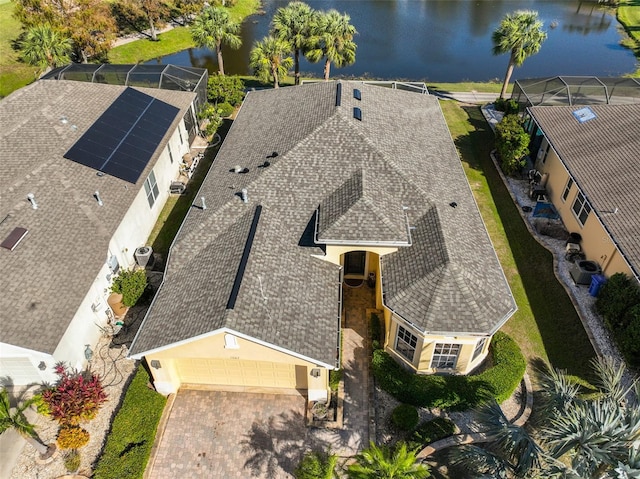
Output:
[{"left": 128, "top": 327, "right": 335, "bottom": 369}]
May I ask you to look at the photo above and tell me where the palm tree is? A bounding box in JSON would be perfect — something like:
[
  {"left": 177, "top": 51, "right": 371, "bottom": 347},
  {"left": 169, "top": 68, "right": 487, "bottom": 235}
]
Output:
[
  {"left": 306, "top": 9, "right": 357, "bottom": 81},
  {"left": 0, "top": 389, "right": 53, "bottom": 458},
  {"left": 451, "top": 358, "right": 640, "bottom": 479},
  {"left": 249, "top": 36, "right": 293, "bottom": 88},
  {"left": 19, "top": 24, "right": 72, "bottom": 71},
  {"left": 271, "top": 1, "right": 314, "bottom": 86},
  {"left": 346, "top": 441, "right": 430, "bottom": 479},
  {"left": 191, "top": 6, "right": 242, "bottom": 76},
  {"left": 492, "top": 10, "right": 547, "bottom": 99},
  {"left": 295, "top": 449, "right": 339, "bottom": 479}
]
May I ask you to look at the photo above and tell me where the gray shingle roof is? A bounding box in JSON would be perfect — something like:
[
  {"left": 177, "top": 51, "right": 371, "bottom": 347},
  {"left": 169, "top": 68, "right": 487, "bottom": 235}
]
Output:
[
  {"left": 529, "top": 104, "right": 640, "bottom": 279},
  {"left": 0, "top": 80, "right": 195, "bottom": 354},
  {"left": 129, "top": 81, "right": 516, "bottom": 363}
]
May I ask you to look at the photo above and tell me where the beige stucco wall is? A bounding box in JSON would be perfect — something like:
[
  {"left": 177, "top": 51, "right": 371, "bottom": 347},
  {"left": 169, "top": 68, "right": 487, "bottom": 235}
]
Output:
[
  {"left": 537, "top": 147, "right": 633, "bottom": 279},
  {"left": 384, "top": 313, "right": 489, "bottom": 375},
  {"left": 145, "top": 331, "right": 328, "bottom": 396},
  {"left": 323, "top": 245, "right": 397, "bottom": 268}
]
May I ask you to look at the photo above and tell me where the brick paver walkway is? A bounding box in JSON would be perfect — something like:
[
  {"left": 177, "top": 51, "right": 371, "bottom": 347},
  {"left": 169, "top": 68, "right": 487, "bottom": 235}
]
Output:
[{"left": 148, "top": 282, "right": 375, "bottom": 477}]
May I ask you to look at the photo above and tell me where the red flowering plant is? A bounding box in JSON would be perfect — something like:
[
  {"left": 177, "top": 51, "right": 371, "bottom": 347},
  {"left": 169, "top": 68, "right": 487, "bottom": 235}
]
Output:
[{"left": 41, "top": 363, "right": 107, "bottom": 426}]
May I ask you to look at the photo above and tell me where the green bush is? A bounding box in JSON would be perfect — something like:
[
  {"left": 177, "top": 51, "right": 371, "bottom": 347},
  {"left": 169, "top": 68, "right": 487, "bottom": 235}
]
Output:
[
  {"left": 408, "top": 417, "right": 456, "bottom": 450},
  {"left": 495, "top": 114, "right": 529, "bottom": 176},
  {"left": 596, "top": 273, "right": 640, "bottom": 330},
  {"left": 57, "top": 426, "right": 90, "bottom": 449},
  {"left": 371, "top": 313, "right": 382, "bottom": 342},
  {"left": 392, "top": 404, "right": 419, "bottom": 431},
  {"left": 63, "top": 449, "right": 81, "bottom": 473},
  {"left": 207, "top": 75, "right": 245, "bottom": 106},
  {"left": 295, "top": 450, "right": 338, "bottom": 479},
  {"left": 329, "top": 369, "right": 342, "bottom": 392},
  {"left": 93, "top": 366, "right": 167, "bottom": 479},
  {"left": 372, "top": 332, "right": 525, "bottom": 411},
  {"left": 217, "top": 102, "right": 235, "bottom": 118},
  {"left": 111, "top": 269, "right": 147, "bottom": 307},
  {"left": 618, "top": 305, "right": 640, "bottom": 368},
  {"left": 494, "top": 98, "right": 519, "bottom": 115}
]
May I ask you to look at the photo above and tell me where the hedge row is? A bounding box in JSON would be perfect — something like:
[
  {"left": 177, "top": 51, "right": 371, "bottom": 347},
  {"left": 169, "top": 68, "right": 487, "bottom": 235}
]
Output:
[
  {"left": 407, "top": 417, "right": 457, "bottom": 451},
  {"left": 372, "top": 331, "right": 525, "bottom": 411},
  {"left": 596, "top": 273, "right": 640, "bottom": 368},
  {"left": 93, "top": 366, "right": 166, "bottom": 479}
]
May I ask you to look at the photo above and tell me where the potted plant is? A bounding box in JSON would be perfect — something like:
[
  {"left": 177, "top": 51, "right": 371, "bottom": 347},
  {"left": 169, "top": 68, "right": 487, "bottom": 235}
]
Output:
[{"left": 311, "top": 401, "right": 329, "bottom": 420}]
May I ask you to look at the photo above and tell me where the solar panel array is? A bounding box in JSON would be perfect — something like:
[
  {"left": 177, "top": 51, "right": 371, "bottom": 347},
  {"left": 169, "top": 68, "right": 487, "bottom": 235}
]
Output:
[{"left": 64, "top": 88, "right": 180, "bottom": 183}]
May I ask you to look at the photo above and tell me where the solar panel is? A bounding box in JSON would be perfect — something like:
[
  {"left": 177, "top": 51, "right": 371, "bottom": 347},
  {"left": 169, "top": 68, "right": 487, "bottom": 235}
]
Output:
[{"left": 64, "top": 88, "right": 180, "bottom": 183}]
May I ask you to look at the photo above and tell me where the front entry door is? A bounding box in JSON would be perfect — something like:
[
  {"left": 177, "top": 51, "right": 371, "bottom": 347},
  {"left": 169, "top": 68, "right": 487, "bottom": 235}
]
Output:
[{"left": 344, "top": 251, "right": 366, "bottom": 277}]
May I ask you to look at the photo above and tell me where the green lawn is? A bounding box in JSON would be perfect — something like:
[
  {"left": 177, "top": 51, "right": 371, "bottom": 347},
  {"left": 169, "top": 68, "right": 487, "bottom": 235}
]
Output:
[
  {"left": 617, "top": 0, "right": 640, "bottom": 76},
  {"left": 440, "top": 100, "right": 596, "bottom": 378},
  {"left": 0, "top": 1, "right": 38, "bottom": 98},
  {"left": 108, "top": 0, "right": 260, "bottom": 64}
]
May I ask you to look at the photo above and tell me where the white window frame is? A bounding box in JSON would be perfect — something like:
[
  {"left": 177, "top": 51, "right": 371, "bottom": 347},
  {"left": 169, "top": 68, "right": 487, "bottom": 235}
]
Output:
[
  {"left": 562, "top": 177, "right": 574, "bottom": 202},
  {"left": 178, "top": 127, "right": 184, "bottom": 145},
  {"left": 144, "top": 170, "right": 160, "bottom": 208},
  {"left": 472, "top": 337, "right": 488, "bottom": 362},
  {"left": 572, "top": 191, "right": 591, "bottom": 227},
  {"left": 395, "top": 325, "right": 417, "bottom": 362},
  {"left": 431, "top": 343, "right": 461, "bottom": 369}
]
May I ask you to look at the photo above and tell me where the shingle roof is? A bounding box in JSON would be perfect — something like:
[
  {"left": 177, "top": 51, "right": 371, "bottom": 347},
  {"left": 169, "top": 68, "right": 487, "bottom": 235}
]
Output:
[
  {"left": 129, "top": 82, "right": 516, "bottom": 363},
  {"left": 0, "top": 80, "right": 195, "bottom": 354},
  {"left": 529, "top": 104, "right": 640, "bottom": 279}
]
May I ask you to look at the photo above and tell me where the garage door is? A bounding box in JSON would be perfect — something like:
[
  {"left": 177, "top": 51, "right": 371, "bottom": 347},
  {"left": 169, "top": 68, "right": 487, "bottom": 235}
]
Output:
[
  {"left": 0, "top": 358, "right": 42, "bottom": 385},
  {"left": 176, "top": 359, "right": 297, "bottom": 388}
]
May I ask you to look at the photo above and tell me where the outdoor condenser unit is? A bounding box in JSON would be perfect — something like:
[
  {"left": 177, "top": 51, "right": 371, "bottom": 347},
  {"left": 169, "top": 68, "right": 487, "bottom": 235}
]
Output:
[{"left": 134, "top": 246, "right": 153, "bottom": 268}]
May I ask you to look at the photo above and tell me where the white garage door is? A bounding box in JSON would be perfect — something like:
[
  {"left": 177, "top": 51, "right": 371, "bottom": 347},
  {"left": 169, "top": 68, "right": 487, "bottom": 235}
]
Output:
[
  {"left": 0, "top": 358, "right": 42, "bottom": 385},
  {"left": 176, "top": 358, "right": 297, "bottom": 389}
]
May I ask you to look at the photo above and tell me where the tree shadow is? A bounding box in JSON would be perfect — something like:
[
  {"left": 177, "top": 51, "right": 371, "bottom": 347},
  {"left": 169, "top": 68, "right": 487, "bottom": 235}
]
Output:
[{"left": 240, "top": 409, "right": 331, "bottom": 478}]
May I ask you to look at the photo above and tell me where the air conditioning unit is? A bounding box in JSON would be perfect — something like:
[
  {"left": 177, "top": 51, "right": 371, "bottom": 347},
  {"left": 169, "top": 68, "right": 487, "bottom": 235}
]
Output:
[
  {"left": 570, "top": 260, "right": 601, "bottom": 285},
  {"left": 134, "top": 246, "right": 153, "bottom": 268}
]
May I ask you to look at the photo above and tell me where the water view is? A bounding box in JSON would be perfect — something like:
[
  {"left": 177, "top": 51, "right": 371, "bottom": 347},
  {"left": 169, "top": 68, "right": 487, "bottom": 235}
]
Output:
[{"left": 149, "top": 0, "right": 637, "bottom": 82}]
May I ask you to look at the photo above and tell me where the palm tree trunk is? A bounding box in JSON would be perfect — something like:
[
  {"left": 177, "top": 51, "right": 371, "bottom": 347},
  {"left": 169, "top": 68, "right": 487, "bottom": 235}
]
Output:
[
  {"left": 500, "top": 58, "right": 515, "bottom": 99},
  {"left": 294, "top": 48, "right": 300, "bottom": 85},
  {"left": 217, "top": 43, "right": 225, "bottom": 76},
  {"left": 25, "top": 435, "right": 49, "bottom": 456},
  {"left": 149, "top": 16, "right": 158, "bottom": 41},
  {"left": 272, "top": 66, "right": 279, "bottom": 88},
  {"left": 323, "top": 59, "right": 330, "bottom": 81}
]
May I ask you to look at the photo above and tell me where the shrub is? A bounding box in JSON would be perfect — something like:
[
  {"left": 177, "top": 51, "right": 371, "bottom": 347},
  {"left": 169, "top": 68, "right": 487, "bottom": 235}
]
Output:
[
  {"left": 198, "top": 103, "right": 224, "bottom": 137},
  {"left": 596, "top": 273, "right": 640, "bottom": 330},
  {"left": 31, "top": 393, "right": 50, "bottom": 416},
  {"left": 370, "top": 313, "right": 382, "bottom": 342},
  {"left": 408, "top": 417, "right": 457, "bottom": 450},
  {"left": 495, "top": 114, "right": 529, "bottom": 176},
  {"left": 618, "top": 305, "right": 640, "bottom": 368},
  {"left": 295, "top": 450, "right": 338, "bottom": 479},
  {"left": 111, "top": 269, "right": 147, "bottom": 307},
  {"left": 372, "top": 332, "right": 525, "bottom": 410},
  {"left": 494, "top": 98, "right": 519, "bottom": 114},
  {"left": 57, "top": 426, "right": 90, "bottom": 449},
  {"left": 63, "top": 449, "right": 81, "bottom": 472},
  {"left": 329, "top": 369, "right": 342, "bottom": 392},
  {"left": 217, "top": 102, "right": 235, "bottom": 118},
  {"left": 391, "top": 404, "right": 419, "bottom": 431},
  {"left": 207, "top": 75, "right": 245, "bottom": 106},
  {"left": 41, "top": 364, "right": 107, "bottom": 426},
  {"left": 93, "top": 366, "right": 167, "bottom": 479}
]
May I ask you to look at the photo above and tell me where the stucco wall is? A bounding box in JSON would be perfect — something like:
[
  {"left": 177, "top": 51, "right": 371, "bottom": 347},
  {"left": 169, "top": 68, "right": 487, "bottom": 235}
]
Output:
[{"left": 537, "top": 147, "right": 633, "bottom": 278}]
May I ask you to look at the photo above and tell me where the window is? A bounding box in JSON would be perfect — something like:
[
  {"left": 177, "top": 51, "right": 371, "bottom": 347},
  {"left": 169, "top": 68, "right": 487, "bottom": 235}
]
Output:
[
  {"left": 168, "top": 143, "right": 173, "bottom": 163},
  {"left": 144, "top": 170, "right": 160, "bottom": 208},
  {"left": 178, "top": 127, "right": 184, "bottom": 145},
  {"left": 472, "top": 337, "right": 488, "bottom": 362},
  {"left": 572, "top": 191, "right": 591, "bottom": 226},
  {"left": 395, "top": 326, "right": 417, "bottom": 362},
  {"left": 431, "top": 343, "right": 461, "bottom": 369},
  {"left": 562, "top": 178, "right": 574, "bottom": 202}
]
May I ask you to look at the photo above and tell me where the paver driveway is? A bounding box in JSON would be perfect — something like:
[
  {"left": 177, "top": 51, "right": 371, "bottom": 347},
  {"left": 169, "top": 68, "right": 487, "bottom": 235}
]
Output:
[{"left": 148, "top": 284, "right": 374, "bottom": 478}]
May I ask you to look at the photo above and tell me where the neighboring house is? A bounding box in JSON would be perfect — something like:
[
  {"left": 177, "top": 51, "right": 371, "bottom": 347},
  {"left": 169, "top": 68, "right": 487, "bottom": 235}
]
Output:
[
  {"left": 527, "top": 104, "right": 640, "bottom": 283},
  {"left": 129, "top": 81, "right": 516, "bottom": 401},
  {"left": 0, "top": 79, "right": 197, "bottom": 387}
]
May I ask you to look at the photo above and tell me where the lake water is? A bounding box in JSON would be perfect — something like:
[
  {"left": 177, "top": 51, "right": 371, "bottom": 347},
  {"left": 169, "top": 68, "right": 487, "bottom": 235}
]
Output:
[{"left": 149, "top": 0, "right": 637, "bottom": 82}]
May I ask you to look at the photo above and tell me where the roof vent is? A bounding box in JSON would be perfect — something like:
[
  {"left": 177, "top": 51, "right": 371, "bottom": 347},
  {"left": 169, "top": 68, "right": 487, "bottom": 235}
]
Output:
[
  {"left": 27, "top": 193, "right": 38, "bottom": 209},
  {"left": 241, "top": 188, "right": 248, "bottom": 203},
  {"left": 336, "top": 83, "right": 342, "bottom": 106},
  {"left": 267, "top": 151, "right": 279, "bottom": 158},
  {"left": 449, "top": 202, "right": 458, "bottom": 208},
  {"left": 234, "top": 165, "right": 249, "bottom": 174},
  {"left": 94, "top": 191, "right": 104, "bottom": 206},
  {"left": 258, "top": 161, "right": 271, "bottom": 168},
  {"left": 1, "top": 227, "right": 28, "bottom": 251},
  {"left": 354, "top": 89, "right": 361, "bottom": 100},
  {"left": 353, "top": 107, "right": 362, "bottom": 121}
]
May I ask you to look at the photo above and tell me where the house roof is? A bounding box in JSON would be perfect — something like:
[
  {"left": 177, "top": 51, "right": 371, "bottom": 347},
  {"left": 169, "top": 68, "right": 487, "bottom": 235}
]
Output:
[
  {"left": 129, "top": 82, "right": 516, "bottom": 364},
  {"left": 529, "top": 104, "right": 640, "bottom": 279},
  {"left": 0, "top": 80, "right": 195, "bottom": 354}
]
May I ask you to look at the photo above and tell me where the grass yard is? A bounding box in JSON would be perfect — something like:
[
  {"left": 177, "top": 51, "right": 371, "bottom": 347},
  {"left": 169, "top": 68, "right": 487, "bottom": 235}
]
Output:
[
  {"left": 427, "top": 81, "right": 506, "bottom": 95},
  {"left": 617, "top": 0, "right": 640, "bottom": 76},
  {"left": 108, "top": 0, "right": 260, "bottom": 64},
  {"left": 439, "top": 100, "right": 596, "bottom": 378},
  {"left": 0, "top": 1, "right": 38, "bottom": 98}
]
